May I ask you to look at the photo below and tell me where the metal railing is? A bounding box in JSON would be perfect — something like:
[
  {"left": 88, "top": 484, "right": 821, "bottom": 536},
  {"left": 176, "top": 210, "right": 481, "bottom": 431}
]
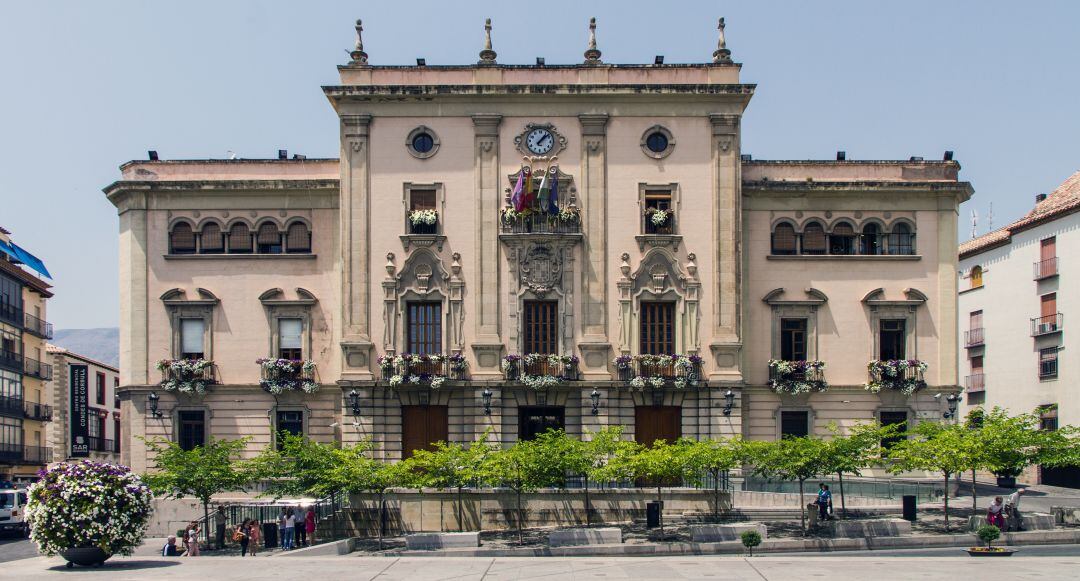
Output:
[
  {"left": 502, "top": 355, "right": 580, "bottom": 381},
  {"left": 160, "top": 361, "right": 218, "bottom": 384},
  {"left": 617, "top": 358, "right": 703, "bottom": 385},
  {"left": 0, "top": 304, "right": 22, "bottom": 327},
  {"left": 1034, "top": 257, "right": 1058, "bottom": 280},
  {"left": 379, "top": 355, "right": 469, "bottom": 382},
  {"left": 500, "top": 212, "right": 581, "bottom": 234},
  {"left": 259, "top": 360, "right": 317, "bottom": 391},
  {"left": 768, "top": 362, "right": 827, "bottom": 390},
  {"left": 407, "top": 217, "right": 439, "bottom": 235},
  {"left": 1040, "top": 357, "right": 1058, "bottom": 379},
  {"left": 1030, "top": 313, "right": 1063, "bottom": 336},
  {"left": 24, "top": 400, "right": 52, "bottom": 422},
  {"left": 0, "top": 349, "right": 22, "bottom": 373},
  {"left": 742, "top": 476, "right": 945, "bottom": 502},
  {"left": 85, "top": 436, "right": 116, "bottom": 453},
  {"left": 0, "top": 394, "right": 23, "bottom": 418},
  {"left": 965, "top": 328, "right": 984, "bottom": 348},
  {"left": 965, "top": 373, "right": 985, "bottom": 392},
  {"left": 22, "top": 357, "right": 52, "bottom": 381},
  {"left": 867, "top": 361, "right": 927, "bottom": 391},
  {"left": 643, "top": 211, "right": 676, "bottom": 235},
  {"left": 23, "top": 312, "right": 53, "bottom": 339},
  {"left": 23, "top": 445, "right": 52, "bottom": 464}
]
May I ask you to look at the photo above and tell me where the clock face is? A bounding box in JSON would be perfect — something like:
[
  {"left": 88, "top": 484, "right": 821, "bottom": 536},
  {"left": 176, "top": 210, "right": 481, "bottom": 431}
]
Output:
[{"left": 526, "top": 128, "right": 555, "bottom": 154}]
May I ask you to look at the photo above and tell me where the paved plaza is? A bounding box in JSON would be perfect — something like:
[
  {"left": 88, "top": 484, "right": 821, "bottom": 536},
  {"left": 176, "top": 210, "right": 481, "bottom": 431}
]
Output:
[{"left": 3, "top": 553, "right": 1080, "bottom": 580}]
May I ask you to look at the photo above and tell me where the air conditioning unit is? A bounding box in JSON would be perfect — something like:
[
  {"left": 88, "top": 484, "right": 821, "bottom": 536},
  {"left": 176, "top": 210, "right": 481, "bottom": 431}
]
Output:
[{"left": 1039, "top": 323, "right": 1056, "bottom": 334}]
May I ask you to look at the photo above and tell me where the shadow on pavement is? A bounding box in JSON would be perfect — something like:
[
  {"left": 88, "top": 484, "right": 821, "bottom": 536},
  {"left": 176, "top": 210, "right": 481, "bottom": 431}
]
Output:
[{"left": 47, "top": 560, "right": 181, "bottom": 572}]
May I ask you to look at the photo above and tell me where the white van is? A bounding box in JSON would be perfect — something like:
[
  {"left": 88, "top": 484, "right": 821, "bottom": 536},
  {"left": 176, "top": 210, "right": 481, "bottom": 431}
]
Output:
[{"left": 0, "top": 489, "right": 29, "bottom": 537}]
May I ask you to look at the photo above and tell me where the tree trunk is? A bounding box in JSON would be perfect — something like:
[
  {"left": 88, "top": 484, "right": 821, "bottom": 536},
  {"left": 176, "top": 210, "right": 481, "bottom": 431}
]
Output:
[
  {"left": 713, "top": 469, "right": 720, "bottom": 520},
  {"left": 971, "top": 469, "right": 977, "bottom": 511},
  {"left": 377, "top": 491, "right": 385, "bottom": 550},
  {"left": 837, "top": 472, "right": 847, "bottom": 519},
  {"left": 584, "top": 476, "right": 591, "bottom": 528},
  {"left": 457, "top": 486, "right": 464, "bottom": 532},
  {"left": 657, "top": 485, "right": 664, "bottom": 536},
  {"left": 943, "top": 472, "right": 950, "bottom": 532},
  {"left": 798, "top": 479, "right": 806, "bottom": 534},
  {"left": 516, "top": 488, "right": 524, "bottom": 545},
  {"left": 202, "top": 501, "right": 210, "bottom": 548}
]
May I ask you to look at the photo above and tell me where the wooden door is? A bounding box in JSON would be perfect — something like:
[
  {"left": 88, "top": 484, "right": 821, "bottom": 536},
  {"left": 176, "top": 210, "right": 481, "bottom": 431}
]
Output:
[
  {"left": 635, "top": 406, "right": 681, "bottom": 446},
  {"left": 401, "top": 405, "right": 449, "bottom": 458},
  {"left": 1041, "top": 293, "right": 1057, "bottom": 318}
]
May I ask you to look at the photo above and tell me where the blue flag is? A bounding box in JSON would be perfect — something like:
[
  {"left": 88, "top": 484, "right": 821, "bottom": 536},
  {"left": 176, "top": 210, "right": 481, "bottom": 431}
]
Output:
[{"left": 547, "top": 166, "right": 559, "bottom": 214}]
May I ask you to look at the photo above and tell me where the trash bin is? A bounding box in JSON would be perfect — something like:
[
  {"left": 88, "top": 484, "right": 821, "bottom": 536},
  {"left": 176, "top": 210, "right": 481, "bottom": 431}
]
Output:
[
  {"left": 646, "top": 501, "right": 664, "bottom": 528},
  {"left": 902, "top": 495, "right": 917, "bottom": 522},
  {"left": 263, "top": 522, "right": 279, "bottom": 548}
]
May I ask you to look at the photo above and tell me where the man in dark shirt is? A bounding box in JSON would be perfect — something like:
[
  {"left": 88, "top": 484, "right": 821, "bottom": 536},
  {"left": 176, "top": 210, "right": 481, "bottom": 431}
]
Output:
[{"left": 162, "top": 535, "right": 181, "bottom": 556}]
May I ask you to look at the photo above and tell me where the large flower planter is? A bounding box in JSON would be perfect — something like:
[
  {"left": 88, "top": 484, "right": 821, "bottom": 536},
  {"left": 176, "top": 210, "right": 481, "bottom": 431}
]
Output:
[
  {"left": 964, "top": 547, "right": 1017, "bottom": 557},
  {"left": 61, "top": 547, "right": 111, "bottom": 568}
]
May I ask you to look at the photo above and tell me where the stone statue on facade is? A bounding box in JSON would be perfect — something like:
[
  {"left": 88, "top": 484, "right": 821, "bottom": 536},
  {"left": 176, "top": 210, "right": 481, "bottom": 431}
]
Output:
[
  {"left": 713, "top": 17, "right": 732, "bottom": 63},
  {"left": 479, "top": 18, "right": 497, "bottom": 64},
  {"left": 350, "top": 19, "right": 369, "bottom": 65}
]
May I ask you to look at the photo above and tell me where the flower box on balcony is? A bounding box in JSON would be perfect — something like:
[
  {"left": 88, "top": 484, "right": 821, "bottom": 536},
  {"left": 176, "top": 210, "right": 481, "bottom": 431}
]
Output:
[
  {"left": 864, "top": 359, "right": 927, "bottom": 395},
  {"left": 768, "top": 360, "right": 828, "bottom": 394},
  {"left": 502, "top": 354, "right": 579, "bottom": 389},
  {"left": 379, "top": 353, "right": 468, "bottom": 389},
  {"left": 156, "top": 359, "right": 216, "bottom": 395},
  {"left": 643, "top": 208, "right": 675, "bottom": 235},
  {"left": 258, "top": 358, "right": 319, "bottom": 394},
  {"left": 614, "top": 354, "right": 703, "bottom": 389},
  {"left": 500, "top": 206, "right": 581, "bottom": 235}
]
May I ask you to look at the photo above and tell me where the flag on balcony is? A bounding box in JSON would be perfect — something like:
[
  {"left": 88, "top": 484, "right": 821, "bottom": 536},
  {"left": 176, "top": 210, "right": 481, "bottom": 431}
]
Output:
[
  {"left": 511, "top": 166, "right": 532, "bottom": 212},
  {"left": 537, "top": 166, "right": 551, "bottom": 213},
  {"left": 547, "top": 166, "right": 559, "bottom": 214}
]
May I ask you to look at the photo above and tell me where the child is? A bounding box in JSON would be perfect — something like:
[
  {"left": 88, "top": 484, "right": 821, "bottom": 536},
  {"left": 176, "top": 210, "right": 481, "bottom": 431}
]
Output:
[{"left": 248, "top": 520, "right": 261, "bottom": 556}]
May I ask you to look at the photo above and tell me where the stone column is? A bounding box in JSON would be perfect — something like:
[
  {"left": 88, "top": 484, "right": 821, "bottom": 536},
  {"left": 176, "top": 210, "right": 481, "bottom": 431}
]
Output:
[
  {"left": 470, "top": 115, "right": 504, "bottom": 376},
  {"left": 115, "top": 191, "right": 149, "bottom": 386},
  {"left": 578, "top": 114, "right": 612, "bottom": 378},
  {"left": 339, "top": 114, "right": 374, "bottom": 379},
  {"left": 937, "top": 194, "right": 961, "bottom": 389},
  {"left": 707, "top": 114, "right": 744, "bottom": 382}
]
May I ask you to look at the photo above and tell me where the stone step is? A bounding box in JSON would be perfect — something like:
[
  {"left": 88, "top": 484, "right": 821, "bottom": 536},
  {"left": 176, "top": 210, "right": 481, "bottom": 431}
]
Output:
[{"left": 548, "top": 527, "right": 623, "bottom": 547}]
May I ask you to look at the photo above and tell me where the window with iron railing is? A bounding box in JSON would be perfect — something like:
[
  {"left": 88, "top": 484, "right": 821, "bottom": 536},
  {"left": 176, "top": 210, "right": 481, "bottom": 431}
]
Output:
[
  {"left": 1035, "top": 237, "right": 1057, "bottom": 280},
  {"left": 1039, "top": 347, "right": 1059, "bottom": 379}
]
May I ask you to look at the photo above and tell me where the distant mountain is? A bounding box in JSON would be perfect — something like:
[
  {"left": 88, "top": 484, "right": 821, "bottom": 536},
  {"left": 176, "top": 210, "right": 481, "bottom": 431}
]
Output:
[{"left": 50, "top": 328, "right": 119, "bottom": 368}]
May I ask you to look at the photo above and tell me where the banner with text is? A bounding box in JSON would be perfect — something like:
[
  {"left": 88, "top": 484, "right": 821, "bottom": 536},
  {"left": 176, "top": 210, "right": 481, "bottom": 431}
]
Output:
[{"left": 69, "top": 364, "right": 89, "bottom": 457}]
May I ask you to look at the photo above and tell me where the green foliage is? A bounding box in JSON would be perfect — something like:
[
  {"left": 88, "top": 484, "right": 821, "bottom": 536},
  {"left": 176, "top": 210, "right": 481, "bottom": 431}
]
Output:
[
  {"left": 885, "top": 421, "right": 978, "bottom": 477},
  {"left": 821, "top": 422, "right": 896, "bottom": 476},
  {"left": 143, "top": 436, "right": 257, "bottom": 505},
  {"left": 749, "top": 436, "right": 828, "bottom": 483},
  {"left": 634, "top": 439, "right": 696, "bottom": 487},
  {"left": 974, "top": 407, "right": 1070, "bottom": 477},
  {"left": 741, "top": 529, "right": 762, "bottom": 551},
  {"left": 977, "top": 524, "right": 1001, "bottom": 549},
  {"left": 407, "top": 432, "right": 494, "bottom": 491},
  {"left": 478, "top": 431, "right": 567, "bottom": 493},
  {"left": 252, "top": 432, "right": 340, "bottom": 499},
  {"left": 681, "top": 436, "right": 745, "bottom": 484}
]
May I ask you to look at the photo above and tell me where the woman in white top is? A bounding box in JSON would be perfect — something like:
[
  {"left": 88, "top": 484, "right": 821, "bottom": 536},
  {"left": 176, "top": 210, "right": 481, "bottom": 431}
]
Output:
[{"left": 283, "top": 508, "right": 296, "bottom": 550}]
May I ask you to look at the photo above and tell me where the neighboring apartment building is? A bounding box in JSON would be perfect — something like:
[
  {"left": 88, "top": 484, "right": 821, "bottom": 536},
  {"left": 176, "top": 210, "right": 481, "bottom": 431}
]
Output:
[
  {"left": 0, "top": 226, "right": 54, "bottom": 484},
  {"left": 959, "top": 170, "right": 1079, "bottom": 487},
  {"left": 45, "top": 345, "right": 122, "bottom": 464},
  {"left": 106, "top": 20, "right": 970, "bottom": 472}
]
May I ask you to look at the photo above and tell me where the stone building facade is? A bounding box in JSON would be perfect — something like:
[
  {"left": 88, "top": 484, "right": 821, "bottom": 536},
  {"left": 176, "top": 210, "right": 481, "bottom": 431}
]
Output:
[
  {"left": 44, "top": 345, "right": 122, "bottom": 465},
  {"left": 106, "top": 21, "right": 971, "bottom": 472}
]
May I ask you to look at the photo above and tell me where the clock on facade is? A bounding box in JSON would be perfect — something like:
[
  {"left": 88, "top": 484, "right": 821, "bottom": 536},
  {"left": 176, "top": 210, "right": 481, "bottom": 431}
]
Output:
[
  {"left": 525, "top": 128, "right": 555, "bottom": 155},
  {"left": 514, "top": 123, "right": 566, "bottom": 157}
]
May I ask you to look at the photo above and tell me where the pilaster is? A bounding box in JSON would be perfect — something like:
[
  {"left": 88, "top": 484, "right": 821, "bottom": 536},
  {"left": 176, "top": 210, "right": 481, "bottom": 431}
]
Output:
[
  {"left": 340, "top": 114, "right": 374, "bottom": 379},
  {"left": 115, "top": 191, "right": 149, "bottom": 386},
  {"left": 578, "top": 113, "right": 612, "bottom": 378},
  {"left": 708, "top": 113, "right": 743, "bottom": 382},
  {"left": 470, "top": 115, "right": 505, "bottom": 377}
]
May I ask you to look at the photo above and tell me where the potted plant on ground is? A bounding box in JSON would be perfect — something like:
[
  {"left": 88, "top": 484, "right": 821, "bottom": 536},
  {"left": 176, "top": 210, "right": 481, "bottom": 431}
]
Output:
[
  {"left": 24, "top": 461, "right": 154, "bottom": 568},
  {"left": 966, "top": 524, "right": 1016, "bottom": 556}
]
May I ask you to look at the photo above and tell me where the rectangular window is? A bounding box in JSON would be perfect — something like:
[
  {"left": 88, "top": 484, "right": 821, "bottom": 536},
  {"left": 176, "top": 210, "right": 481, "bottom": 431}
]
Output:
[
  {"left": 780, "top": 411, "right": 810, "bottom": 438},
  {"left": 88, "top": 414, "right": 101, "bottom": 438},
  {"left": 518, "top": 406, "right": 565, "bottom": 441},
  {"left": 276, "top": 410, "right": 304, "bottom": 448},
  {"left": 643, "top": 190, "right": 673, "bottom": 234},
  {"left": 1041, "top": 293, "right": 1057, "bottom": 318},
  {"left": 178, "top": 410, "right": 205, "bottom": 451},
  {"left": 879, "top": 411, "right": 908, "bottom": 449},
  {"left": 879, "top": 319, "right": 906, "bottom": 360},
  {"left": 406, "top": 302, "right": 442, "bottom": 355},
  {"left": 96, "top": 372, "right": 106, "bottom": 405},
  {"left": 640, "top": 302, "right": 676, "bottom": 355},
  {"left": 278, "top": 318, "right": 303, "bottom": 360},
  {"left": 969, "top": 310, "right": 982, "bottom": 330},
  {"left": 780, "top": 318, "right": 807, "bottom": 361},
  {"left": 523, "top": 300, "right": 558, "bottom": 354},
  {"left": 113, "top": 418, "right": 121, "bottom": 453},
  {"left": 180, "top": 318, "right": 205, "bottom": 359},
  {"left": 1041, "top": 237, "right": 1056, "bottom": 261},
  {"left": 114, "top": 378, "right": 120, "bottom": 408},
  {"left": 409, "top": 190, "right": 436, "bottom": 212},
  {"left": 1039, "top": 347, "right": 1059, "bottom": 379}
]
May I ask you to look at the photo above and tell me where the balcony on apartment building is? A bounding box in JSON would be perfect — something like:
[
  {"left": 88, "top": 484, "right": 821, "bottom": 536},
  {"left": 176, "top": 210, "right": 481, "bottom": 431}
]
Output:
[
  {"left": 86, "top": 436, "right": 116, "bottom": 454},
  {"left": 0, "top": 443, "right": 53, "bottom": 465},
  {"left": 23, "top": 311, "right": 53, "bottom": 339},
  {"left": 1030, "top": 313, "right": 1064, "bottom": 337},
  {"left": 0, "top": 393, "right": 23, "bottom": 419},
  {"left": 965, "top": 327, "right": 985, "bottom": 348},
  {"left": 0, "top": 303, "right": 21, "bottom": 327},
  {"left": 0, "top": 348, "right": 22, "bottom": 374},
  {"left": 22, "top": 357, "right": 52, "bottom": 381},
  {"left": 24, "top": 400, "right": 52, "bottom": 422},
  {"left": 964, "top": 373, "right": 985, "bottom": 393},
  {"left": 1033, "top": 257, "right": 1058, "bottom": 280}
]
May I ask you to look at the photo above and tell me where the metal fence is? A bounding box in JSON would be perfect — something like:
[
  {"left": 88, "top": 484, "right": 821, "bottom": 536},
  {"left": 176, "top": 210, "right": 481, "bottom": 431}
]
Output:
[{"left": 742, "top": 475, "right": 945, "bottom": 502}]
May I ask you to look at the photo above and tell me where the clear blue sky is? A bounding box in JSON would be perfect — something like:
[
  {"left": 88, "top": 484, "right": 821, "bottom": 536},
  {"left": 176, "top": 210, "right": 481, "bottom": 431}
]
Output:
[{"left": 2, "top": 1, "right": 1078, "bottom": 330}]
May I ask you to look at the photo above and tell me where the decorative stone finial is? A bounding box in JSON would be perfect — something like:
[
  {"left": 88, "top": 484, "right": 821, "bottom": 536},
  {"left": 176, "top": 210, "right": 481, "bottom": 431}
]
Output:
[
  {"left": 712, "top": 17, "right": 732, "bottom": 63},
  {"left": 584, "top": 17, "right": 602, "bottom": 64},
  {"left": 478, "top": 18, "right": 497, "bottom": 65},
  {"left": 350, "top": 19, "right": 369, "bottom": 65},
  {"left": 385, "top": 252, "right": 395, "bottom": 277}
]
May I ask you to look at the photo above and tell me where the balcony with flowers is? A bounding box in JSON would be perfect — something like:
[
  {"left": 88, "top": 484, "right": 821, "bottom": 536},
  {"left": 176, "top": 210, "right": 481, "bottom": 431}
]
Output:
[
  {"left": 379, "top": 353, "right": 468, "bottom": 389},
  {"left": 614, "top": 354, "right": 703, "bottom": 389},
  {"left": 767, "top": 360, "right": 827, "bottom": 395},
  {"left": 502, "top": 354, "right": 580, "bottom": 390},
  {"left": 864, "top": 359, "right": 928, "bottom": 395},
  {"left": 500, "top": 166, "right": 581, "bottom": 236},
  {"left": 643, "top": 208, "right": 675, "bottom": 235},
  {"left": 408, "top": 209, "right": 439, "bottom": 235},
  {"left": 156, "top": 358, "right": 216, "bottom": 395},
  {"left": 258, "top": 358, "right": 318, "bottom": 394}
]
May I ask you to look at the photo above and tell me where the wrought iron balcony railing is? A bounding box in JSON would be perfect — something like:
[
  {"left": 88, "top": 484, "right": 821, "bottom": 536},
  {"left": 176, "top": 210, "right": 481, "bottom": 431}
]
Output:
[
  {"left": 965, "top": 328, "right": 985, "bottom": 348},
  {"left": 23, "top": 311, "right": 53, "bottom": 339},
  {"left": 0, "top": 394, "right": 23, "bottom": 418},
  {"left": 407, "top": 217, "right": 439, "bottom": 235},
  {"left": 378, "top": 354, "right": 469, "bottom": 383},
  {"left": 22, "top": 444, "right": 53, "bottom": 465},
  {"left": 258, "top": 358, "right": 318, "bottom": 393},
  {"left": 1030, "top": 313, "right": 1063, "bottom": 337},
  {"left": 643, "top": 210, "right": 676, "bottom": 235},
  {"left": 24, "top": 400, "right": 52, "bottom": 422},
  {"left": 1033, "top": 257, "right": 1058, "bottom": 280},
  {"left": 866, "top": 360, "right": 928, "bottom": 394},
  {"left": 615, "top": 355, "right": 704, "bottom": 388},
  {"left": 0, "top": 303, "right": 21, "bottom": 327},
  {"left": 500, "top": 212, "right": 581, "bottom": 235},
  {"left": 22, "top": 357, "right": 52, "bottom": 381},
  {"left": 0, "top": 348, "right": 22, "bottom": 374},
  {"left": 768, "top": 361, "right": 828, "bottom": 393},
  {"left": 502, "top": 355, "right": 580, "bottom": 381},
  {"left": 964, "top": 373, "right": 985, "bottom": 392}
]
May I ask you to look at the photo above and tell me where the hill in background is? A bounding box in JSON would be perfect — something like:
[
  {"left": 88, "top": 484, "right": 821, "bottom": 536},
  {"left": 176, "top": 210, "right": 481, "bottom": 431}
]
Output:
[{"left": 50, "top": 327, "right": 119, "bottom": 368}]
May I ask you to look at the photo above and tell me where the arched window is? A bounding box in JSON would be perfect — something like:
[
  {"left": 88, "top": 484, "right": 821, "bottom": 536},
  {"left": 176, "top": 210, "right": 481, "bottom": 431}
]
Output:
[
  {"left": 199, "top": 223, "right": 224, "bottom": 254},
  {"left": 771, "top": 223, "right": 797, "bottom": 255},
  {"left": 888, "top": 223, "right": 915, "bottom": 255},
  {"left": 802, "top": 223, "right": 826, "bottom": 255},
  {"left": 970, "top": 266, "right": 983, "bottom": 289},
  {"left": 829, "top": 222, "right": 856, "bottom": 255},
  {"left": 227, "top": 223, "right": 253, "bottom": 254},
  {"left": 169, "top": 222, "right": 196, "bottom": 254},
  {"left": 861, "top": 223, "right": 882, "bottom": 255},
  {"left": 256, "top": 222, "right": 282, "bottom": 254},
  {"left": 285, "top": 222, "right": 311, "bottom": 253}
]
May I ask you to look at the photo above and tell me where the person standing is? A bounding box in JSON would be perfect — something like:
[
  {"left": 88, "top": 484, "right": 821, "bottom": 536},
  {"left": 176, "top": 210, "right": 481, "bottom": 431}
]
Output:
[
  {"left": 277, "top": 509, "right": 287, "bottom": 549},
  {"left": 235, "top": 519, "right": 250, "bottom": 557},
  {"left": 215, "top": 505, "right": 228, "bottom": 550},
  {"left": 248, "top": 520, "right": 261, "bottom": 556},
  {"left": 284, "top": 507, "right": 297, "bottom": 550},
  {"left": 294, "top": 506, "right": 307, "bottom": 548},
  {"left": 304, "top": 507, "right": 317, "bottom": 546},
  {"left": 186, "top": 521, "right": 201, "bottom": 557},
  {"left": 816, "top": 483, "right": 832, "bottom": 521},
  {"left": 1006, "top": 488, "right": 1026, "bottom": 531}
]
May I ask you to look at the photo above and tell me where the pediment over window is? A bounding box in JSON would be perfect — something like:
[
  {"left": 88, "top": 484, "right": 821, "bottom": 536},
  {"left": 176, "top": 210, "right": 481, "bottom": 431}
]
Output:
[
  {"left": 396, "top": 247, "right": 451, "bottom": 296},
  {"left": 160, "top": 287, "right": 219, "bottom": 306},
  {"left": 862, "top": 287, "right": 927, "bottom": 308},
  {"left": 763, "top": 287, "right": 828, "bottom": 306},
  {"left": 259, "top": 287, "right": 317, "bottom": 306},
  {"left": 626, "top": 247, "right": 692, "bottom": 297}
]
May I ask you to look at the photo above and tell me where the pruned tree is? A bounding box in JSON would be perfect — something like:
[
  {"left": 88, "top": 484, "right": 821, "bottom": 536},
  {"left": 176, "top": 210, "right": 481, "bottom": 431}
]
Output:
[
  {"left": 747, "top": 436, "right": 828, "bottom": 533},
  {"left": 821, "top": 422, "right": 900, "bottom": 519},
  {"left": 682, "top": 436, "right": 746, "bottom": 519},
  {"left": 561, "top": 426, "right": 625, "bottom": 527},
  {"left": 886, "top": 421, "right": 979, "bottom": 531},
  {"left": 407, "top": 430, "right": 494, "bottom": 532},
  {"left": 478, "top": 432, "right": 565, "bottom": 544}
]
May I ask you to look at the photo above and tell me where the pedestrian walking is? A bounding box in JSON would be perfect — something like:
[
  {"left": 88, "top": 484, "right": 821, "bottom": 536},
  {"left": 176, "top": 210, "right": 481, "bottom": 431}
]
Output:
[
  {"left": 816, "top": 483, "right": 833, "bottom": 521},
  {"left": 987, "top": 496, "right": 1006, "bottom": 529},
  {"left": 283, "top": 507, "right": 297, "bottom": 550},
  {"left": 277, "top": 508, "right": 287, "bottom": 549},
  {"left": 305, "top": 507, "right": 317, "bottom": 545},
  {"left": 248, "top": 520, "right": 261, "bottom": 556},
  {"left": 235, "top": 519, "right": 250, "bottom": 556},
  {"left": 185, "top": 521, "right": 201, "bottom": 557},
  {"left": 295, "top": 506, "right": 307, "bottom": 547},
  {"left": 215, "top": 505, "right": 228, "bottom": 550},
  {"left": 1006, "top": 488, "right": 1026, "bottom": 531}
]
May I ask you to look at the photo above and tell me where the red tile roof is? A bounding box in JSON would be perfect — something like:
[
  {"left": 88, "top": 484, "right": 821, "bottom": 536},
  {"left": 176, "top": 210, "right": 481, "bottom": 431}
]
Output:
[{"left": 960, "top": 169, "right": 1080, "bottom": 258}]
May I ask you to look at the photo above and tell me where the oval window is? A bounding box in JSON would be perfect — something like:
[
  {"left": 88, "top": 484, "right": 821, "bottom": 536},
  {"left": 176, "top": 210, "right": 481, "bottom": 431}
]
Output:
[
  {"left": 411, "top": 132, "right": 434, "bottom": 154},
  {"left": 645, "top": 131, "right": 668, "bottom": 154}
]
